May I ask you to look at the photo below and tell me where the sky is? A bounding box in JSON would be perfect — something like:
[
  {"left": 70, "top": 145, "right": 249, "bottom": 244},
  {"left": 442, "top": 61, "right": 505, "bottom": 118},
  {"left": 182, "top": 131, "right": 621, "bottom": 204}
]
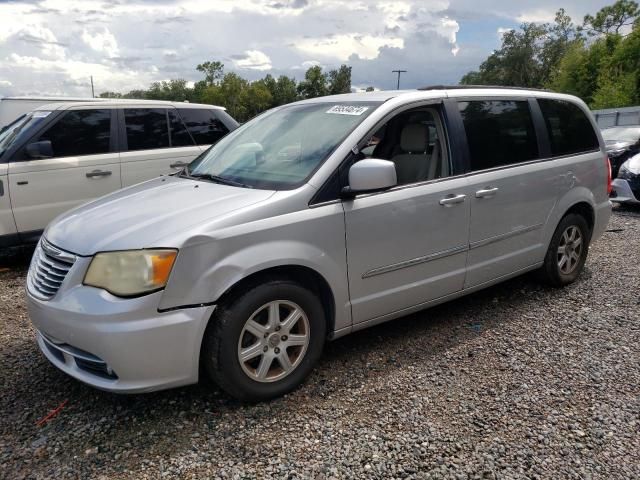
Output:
[{"left": 0, "top": 0, "right": 615, "bottom": 97}]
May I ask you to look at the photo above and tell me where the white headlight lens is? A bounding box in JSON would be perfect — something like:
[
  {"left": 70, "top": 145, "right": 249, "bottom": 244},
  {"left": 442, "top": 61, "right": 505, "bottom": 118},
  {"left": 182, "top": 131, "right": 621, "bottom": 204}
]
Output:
[
  {"left": 622, "top": 154, "right": 640, "bottom": 175},
  {"left": 84, "top": 249, "right": 177, "bottom": 297}
]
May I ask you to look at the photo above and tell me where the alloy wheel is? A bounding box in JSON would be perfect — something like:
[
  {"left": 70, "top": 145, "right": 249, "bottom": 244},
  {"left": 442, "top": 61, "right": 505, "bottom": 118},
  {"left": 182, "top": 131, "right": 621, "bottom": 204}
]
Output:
[
  {"left": 237, "top": 300, "right": 310, "bottom": 383},
  {"left": 557, "top": 225, "right": 584, "bottom": 275}
]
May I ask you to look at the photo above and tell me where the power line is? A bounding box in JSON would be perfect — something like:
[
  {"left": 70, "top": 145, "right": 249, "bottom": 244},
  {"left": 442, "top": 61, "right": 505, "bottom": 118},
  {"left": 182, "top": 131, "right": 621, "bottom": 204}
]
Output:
[{"left": 392, "top": 70, "right": 407, "bottom": 90}]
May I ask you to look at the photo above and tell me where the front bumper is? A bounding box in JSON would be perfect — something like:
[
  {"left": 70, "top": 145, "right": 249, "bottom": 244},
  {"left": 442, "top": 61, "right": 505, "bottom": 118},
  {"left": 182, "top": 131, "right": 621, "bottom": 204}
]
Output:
[
  {"left": 27, "top": 258, "right": 215, "bottom": 393},
  {"left": 611, "top": 178, "right": 640, "bottom": 204}
]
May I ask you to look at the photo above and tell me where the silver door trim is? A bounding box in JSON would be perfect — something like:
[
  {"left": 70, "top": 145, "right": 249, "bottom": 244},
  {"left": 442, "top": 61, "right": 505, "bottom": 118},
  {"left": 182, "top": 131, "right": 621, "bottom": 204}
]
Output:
[
  {"left": 469, "top": 223, "right": 544, "bottom": 250},
  {"left": 362, "top": 244, "right": 468, "bottom": 279}
]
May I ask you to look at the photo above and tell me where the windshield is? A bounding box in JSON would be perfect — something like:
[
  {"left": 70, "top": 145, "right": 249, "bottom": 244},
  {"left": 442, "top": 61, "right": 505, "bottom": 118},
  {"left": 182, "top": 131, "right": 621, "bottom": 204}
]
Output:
[
  {"left": 186, "top": 102, "right": 381, "bottom": 189},
  {"left": 0, "top": 111, "right": 52, "bottom": 159},
  {"left": 601, "top": 127, "right": 640, "bottom": 143}
]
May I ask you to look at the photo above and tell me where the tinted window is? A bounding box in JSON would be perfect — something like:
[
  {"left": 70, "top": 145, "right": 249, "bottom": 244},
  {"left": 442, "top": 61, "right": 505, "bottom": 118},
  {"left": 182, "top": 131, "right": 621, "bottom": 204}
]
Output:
[
  {"left": 178, "top": 108, "right": 229, "bottom": 145},
  {"left": 124, "top": 109, "right": 169, "bottom": 151},
  {"left": 459, "top": 100, "right": 538, "bottom": 171},
  {"left": 538, "top": 99, "right": 599, "bottom": 156},
  {"left": 36, "top": 110, "right": 111, "bottom": 157},
  {"left": 168, "top": 109, "right": 194, "bottom": 147}
]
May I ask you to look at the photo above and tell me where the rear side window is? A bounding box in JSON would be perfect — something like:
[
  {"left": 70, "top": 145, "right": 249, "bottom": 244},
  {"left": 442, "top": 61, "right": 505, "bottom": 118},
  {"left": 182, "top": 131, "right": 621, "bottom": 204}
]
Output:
[
  {"left": 459, "top": 100, "right": 539, "bottom": 171},
  {"left": 168, "top": 110, "right": 195, "bottom": 147},
  {"left": 124, "top": 109, "right": 169, "bottom": 151},
  {"left": 36, "top": 109, "right": 111, "bottom": 157},
  {"left": 178, "top": 108, "right": 229, "bottom": 145},
  {"left": 538, "top": 99, "right": 599, "bottom": 156}
]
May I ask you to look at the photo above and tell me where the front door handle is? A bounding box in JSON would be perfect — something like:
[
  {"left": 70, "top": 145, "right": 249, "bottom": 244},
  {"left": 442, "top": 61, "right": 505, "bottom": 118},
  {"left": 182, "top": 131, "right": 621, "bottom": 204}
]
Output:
[
  {"left": 439, "top": 194, "right": 466, "bottom": 206},
  {"left": 86, "top": 170, "right": 112, "bottom": 178},
  {"left": 170, "top": 161, "right": 189, "bottom": 169},
  {"left": 475, "top": 187, "right": 499, "bottom": 198},
  {"left": 0, "top": 179, "right": 3, "bottom": 196}
]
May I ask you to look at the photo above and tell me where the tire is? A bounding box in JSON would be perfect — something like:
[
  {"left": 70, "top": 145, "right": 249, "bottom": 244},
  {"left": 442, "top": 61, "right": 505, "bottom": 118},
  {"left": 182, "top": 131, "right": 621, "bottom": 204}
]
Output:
[
  {"left": 538, "top": 213, "right": 590, "bottom": 287},
  {"left": 202, "top": 278, "right": 326, "bottom": 402}
]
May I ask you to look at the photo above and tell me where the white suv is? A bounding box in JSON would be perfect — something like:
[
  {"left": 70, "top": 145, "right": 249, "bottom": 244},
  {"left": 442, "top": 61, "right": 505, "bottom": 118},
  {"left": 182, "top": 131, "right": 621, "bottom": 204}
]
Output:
[{"left": 0, "top": 100, "right": 238, "bottom": 247}]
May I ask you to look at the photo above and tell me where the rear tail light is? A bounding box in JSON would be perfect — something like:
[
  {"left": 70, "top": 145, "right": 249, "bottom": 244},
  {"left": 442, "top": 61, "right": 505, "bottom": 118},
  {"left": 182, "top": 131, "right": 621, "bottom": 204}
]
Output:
[{"left": 606, "top": 156, "right": 613, "bottom": 195}]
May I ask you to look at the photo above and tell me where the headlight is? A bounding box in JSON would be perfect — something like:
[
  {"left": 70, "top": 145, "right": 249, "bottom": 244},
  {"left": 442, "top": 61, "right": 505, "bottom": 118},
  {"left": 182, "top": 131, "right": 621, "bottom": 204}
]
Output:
[
  {"left": 621, "top": 154, "right": 640, "bottom": 175},
  {"left": 84, "top": 249, "right": 177, "bottom": 297}
]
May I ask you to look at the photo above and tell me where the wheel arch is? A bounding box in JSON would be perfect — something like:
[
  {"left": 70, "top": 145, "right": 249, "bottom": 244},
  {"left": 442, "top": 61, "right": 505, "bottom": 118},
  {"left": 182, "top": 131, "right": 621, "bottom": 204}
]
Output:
[{"left": 210, "top": 264, "right": 337, "bottom": 339}]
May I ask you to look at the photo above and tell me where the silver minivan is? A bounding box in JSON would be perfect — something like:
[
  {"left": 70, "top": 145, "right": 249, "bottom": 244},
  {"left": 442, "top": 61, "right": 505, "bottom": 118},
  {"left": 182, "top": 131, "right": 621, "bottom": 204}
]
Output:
[{"left": 27, "top": 87, "right": 612, "bottom": 401}]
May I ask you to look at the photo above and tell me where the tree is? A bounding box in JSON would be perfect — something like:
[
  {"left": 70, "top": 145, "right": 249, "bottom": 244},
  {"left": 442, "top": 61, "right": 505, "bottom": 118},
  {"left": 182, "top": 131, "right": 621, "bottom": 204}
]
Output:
[
  {"left": 241, "top": 81, "right": 273, "bottom": 118},
  {"left": 98, "top": 91, "right": 123, "bottom": 98},
  {"left": 196, "top": 61, "right": 224, "bottom": 86},
  {"left": 297, "top": 65, "right": 328, "bottom": 98},
  {"left": 145, "top": 79, "right": 193, "bottom": 102},
  {"left": 583, "top": 0, "right": 640, "bottom": 35},
  {"left": 262, "top": 74, "right": 298, "bottom": 107},
  {"left": 328, "top": 65, "right": 352, "bottom": 94}
]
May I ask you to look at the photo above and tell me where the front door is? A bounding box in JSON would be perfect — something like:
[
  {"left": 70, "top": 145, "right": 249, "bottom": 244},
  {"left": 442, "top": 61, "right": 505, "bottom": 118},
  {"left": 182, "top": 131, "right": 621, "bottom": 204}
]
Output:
[
  {"left": 343, "top": 106, "right": 470, "bottom": 324},
  {"left": 8, "top": 108, "right": 121, "bottom": 235}
]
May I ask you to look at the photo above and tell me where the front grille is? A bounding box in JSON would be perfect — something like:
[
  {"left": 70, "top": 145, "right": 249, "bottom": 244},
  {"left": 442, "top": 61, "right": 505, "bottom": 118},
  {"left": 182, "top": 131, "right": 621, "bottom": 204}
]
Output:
[{"left": 28, "top": 239, "right": 76, "bottom": 300}]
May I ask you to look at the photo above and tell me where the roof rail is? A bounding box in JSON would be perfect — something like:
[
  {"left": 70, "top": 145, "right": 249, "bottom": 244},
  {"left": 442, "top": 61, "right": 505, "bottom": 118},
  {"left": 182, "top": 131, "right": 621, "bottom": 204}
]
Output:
[{"left": 417, "top": 85, "right": 551, "bottom": 92}]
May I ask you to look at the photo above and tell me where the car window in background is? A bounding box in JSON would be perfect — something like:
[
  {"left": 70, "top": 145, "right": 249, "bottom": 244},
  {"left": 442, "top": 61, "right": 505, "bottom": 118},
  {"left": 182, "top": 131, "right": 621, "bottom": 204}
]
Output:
[
  {"left": 187, "top": 102, "right": 381, "bottom": 190},
  {"left": 168, "top": 109, "right": 195, "bottom": 147},
  {"left": 0, "top": 112, "right": 51, "bottom": 159},
  {"left": 178, "top": 109, "right": 229, "bottom": 145},
  {"left": 124, "top": 108, "right": 169, "bottom": 151},
  {"left": 538, "top": 99, "right": 599, "bottom": 156},
  {"left": 459, "top": 100, "right": 539, "bottom": 171},
  {"left": 601, "top": 126, "right": 640, "bottom": 143},
  {"left": 36, "top": 109, "right": 111, "bottom": 157}
]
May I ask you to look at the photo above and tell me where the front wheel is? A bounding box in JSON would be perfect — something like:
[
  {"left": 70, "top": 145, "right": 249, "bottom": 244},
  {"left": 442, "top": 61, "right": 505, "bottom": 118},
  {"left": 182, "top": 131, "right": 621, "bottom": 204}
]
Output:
[
  {"left": 202, "top": 279, "right": 326, "bottom": 401},
  {"left": 538, "top": 213, "right": 590, "bottom": 287}
]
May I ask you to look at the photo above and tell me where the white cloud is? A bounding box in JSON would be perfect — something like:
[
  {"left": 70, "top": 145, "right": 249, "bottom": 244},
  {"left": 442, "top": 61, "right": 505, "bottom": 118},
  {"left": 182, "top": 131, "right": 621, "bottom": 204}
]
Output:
[
  {"left": 82, "top": 28, "right": 119, "bottom": 58},
  {"left": 233, "top": 50, "right": 272, "bottom": 71},
  {"left": 297, "top": 34, "right": 404, "bottom": 61}
]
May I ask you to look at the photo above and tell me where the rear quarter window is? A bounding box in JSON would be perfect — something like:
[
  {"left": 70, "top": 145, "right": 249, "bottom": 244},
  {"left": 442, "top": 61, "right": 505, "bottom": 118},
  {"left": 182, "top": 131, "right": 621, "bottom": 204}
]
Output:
[
  {"left": 538, "top": 99, "right": 599, "bottom": 156},
  {"left": 178, "top": 108, "right": 230, "bottom": 145}
]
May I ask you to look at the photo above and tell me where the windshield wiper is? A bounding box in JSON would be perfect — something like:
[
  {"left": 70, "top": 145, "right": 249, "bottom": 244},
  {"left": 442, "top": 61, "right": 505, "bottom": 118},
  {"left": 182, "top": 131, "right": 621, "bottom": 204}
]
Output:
[{"left": 188, "top": 172, "right": 252, "bottom": 188}]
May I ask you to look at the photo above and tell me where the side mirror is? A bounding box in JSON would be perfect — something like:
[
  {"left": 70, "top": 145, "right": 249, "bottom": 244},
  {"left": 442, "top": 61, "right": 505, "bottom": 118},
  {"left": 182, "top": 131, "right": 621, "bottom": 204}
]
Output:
[
  {"left": 342, "top": 159, "right": 397, "bottom": 198},
  {"left": 26, "top": 140, "right": 53, "bottom": 159}
]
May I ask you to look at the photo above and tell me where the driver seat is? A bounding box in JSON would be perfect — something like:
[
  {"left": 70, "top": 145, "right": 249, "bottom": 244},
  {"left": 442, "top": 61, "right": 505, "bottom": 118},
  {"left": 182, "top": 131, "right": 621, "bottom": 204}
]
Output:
[{"left": 391, "top": 124, "right": 431, "bottom": 185}]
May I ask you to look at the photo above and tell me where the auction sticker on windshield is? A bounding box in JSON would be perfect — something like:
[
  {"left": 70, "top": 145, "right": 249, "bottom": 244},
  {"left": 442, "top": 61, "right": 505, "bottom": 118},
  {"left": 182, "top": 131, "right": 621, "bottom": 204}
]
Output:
[{"left": 326, "top": 105, "right": 369, "bottom": 116}]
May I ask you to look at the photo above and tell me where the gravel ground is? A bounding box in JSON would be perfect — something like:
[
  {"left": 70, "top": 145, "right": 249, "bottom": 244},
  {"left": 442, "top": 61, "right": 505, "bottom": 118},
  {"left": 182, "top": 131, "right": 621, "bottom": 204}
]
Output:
[{"left": 1, "top": 207, "right": 639, "bottom": 480}]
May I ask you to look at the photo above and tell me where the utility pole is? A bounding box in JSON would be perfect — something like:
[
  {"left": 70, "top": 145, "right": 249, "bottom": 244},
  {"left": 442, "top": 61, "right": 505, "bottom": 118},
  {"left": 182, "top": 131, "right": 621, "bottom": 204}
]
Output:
[
  {"left": 392, "top": 69, "right": 407, "bottom": 90},
  {"left": 90, "top": 76, "right": 95, "bottom": 98}
]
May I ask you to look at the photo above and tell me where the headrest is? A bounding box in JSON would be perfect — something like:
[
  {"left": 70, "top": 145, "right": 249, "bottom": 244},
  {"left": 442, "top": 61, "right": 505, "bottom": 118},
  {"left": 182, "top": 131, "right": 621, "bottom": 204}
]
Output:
[{"left": 400, "top": 123, "right": 428, "bottom": 153}]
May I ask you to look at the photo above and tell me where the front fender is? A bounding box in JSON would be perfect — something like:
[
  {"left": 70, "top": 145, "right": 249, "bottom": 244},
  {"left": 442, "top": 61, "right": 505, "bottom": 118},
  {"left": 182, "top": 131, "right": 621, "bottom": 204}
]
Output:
[{"left": 158, "top": 203, "right": 352, "bottom": 332}]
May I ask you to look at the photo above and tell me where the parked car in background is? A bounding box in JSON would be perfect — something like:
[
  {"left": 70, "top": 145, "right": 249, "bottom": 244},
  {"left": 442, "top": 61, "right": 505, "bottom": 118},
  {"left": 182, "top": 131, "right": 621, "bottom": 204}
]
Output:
[
  {"left": 0, "top": 100, "right": 238, "bottom": 248},
  {"left": 26, "top": 87, "right": 611, "bottom": 401},
  {"left": 601, "top": 126, "right": 640, "bottom": 204},
  {"left": 602, "top": 126, "right": 640, "bottom": 176},
  {"left": 0, "top": 96, "right": 106, "bottom": 131}
]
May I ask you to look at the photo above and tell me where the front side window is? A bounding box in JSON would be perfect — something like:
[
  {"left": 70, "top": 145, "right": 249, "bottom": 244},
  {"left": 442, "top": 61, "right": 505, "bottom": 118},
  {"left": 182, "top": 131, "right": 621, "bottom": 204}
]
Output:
[
  {"left": 187, "top": 102, "right": 381, "bottom": 190},
  {"left": 124, "top": 108, "right": 169, "bottom": 151},
  {"left": 538, "top": 99, "right": 599, "bottom": 156},
  {"left": 35, "top": 109, "right": 111, "bottom": 158},
  {"left": 0, "top": 112, "right": 51, "bottom": 160},
  {"left": 178, "top": 108, "right": 229, "bottom": 145},
  {"left": 459, "top": 100, "right": 539, "bottom": 171}
]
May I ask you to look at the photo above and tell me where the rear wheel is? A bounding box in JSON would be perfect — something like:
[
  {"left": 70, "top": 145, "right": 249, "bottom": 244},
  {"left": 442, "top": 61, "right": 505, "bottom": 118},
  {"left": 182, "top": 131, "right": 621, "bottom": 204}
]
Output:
[
  {"left": 539, "top": 213, "right": 590, "bottom": 287},
  {"left": 202, "top": 279, "right": 326, "bottom": 401}
]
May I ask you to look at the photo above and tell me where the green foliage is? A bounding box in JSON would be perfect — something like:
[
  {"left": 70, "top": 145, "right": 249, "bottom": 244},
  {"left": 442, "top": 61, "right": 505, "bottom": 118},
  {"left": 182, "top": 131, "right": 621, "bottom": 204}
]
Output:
[
  {"left": 99, "top": 60, "right": 353, "bottom": 122},
  {"left": 463, "top": 0, "right": 640, "bottom": 109},
  {"left": 583, "top": 0, "right": 640, "bottom": 35}
]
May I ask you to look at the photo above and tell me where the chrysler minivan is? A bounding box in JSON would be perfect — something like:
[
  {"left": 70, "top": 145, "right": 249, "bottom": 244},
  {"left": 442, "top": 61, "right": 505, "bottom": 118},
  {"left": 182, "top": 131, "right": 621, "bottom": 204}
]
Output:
[
  {"left": 27, "top": 87, "right": 612, "bottom": 401},
  {"left": 0, "top": 100, "right": 237, "bottom": 247}
]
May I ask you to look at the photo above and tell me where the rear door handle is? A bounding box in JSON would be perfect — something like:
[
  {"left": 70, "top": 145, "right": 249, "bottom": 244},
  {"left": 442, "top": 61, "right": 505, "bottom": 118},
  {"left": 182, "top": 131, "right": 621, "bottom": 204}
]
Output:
[
  {"left": 86, "top": 170, "right": 112, "bottom": 178},
  {"left": 439, "top": 194, "right": 466, "bottom": 206},
  {"left": 475, "top": 187, "right": 499, "bottom": 198},
  {"left": 170, "top": 161, "right": 189, "bottom": 169},
  {"left": 0, "top": 179, "right": 3, "bottom": 196}
]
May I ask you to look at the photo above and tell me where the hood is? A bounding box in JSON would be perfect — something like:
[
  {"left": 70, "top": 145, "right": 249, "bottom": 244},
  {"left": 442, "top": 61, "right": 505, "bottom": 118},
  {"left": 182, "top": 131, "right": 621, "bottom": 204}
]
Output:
[
  {"left": 605, "top": 140, "right": 632, "bottom": 153},
  {"left": 45, "top": 176, "right": 275, "bottom": 256}
]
